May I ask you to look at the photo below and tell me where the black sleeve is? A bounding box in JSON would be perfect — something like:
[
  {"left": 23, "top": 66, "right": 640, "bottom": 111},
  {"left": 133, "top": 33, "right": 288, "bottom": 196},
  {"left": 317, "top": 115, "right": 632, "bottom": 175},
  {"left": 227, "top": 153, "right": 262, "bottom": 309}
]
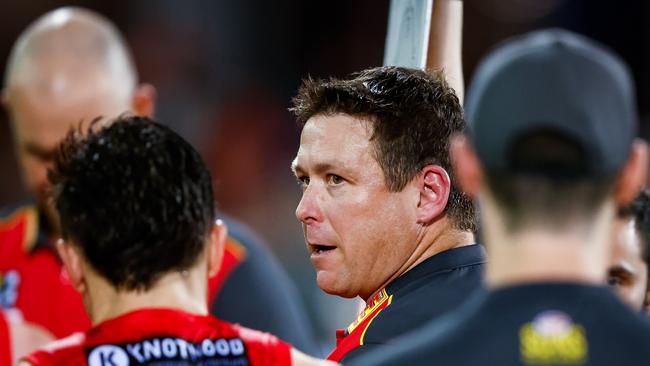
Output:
[{"left": 210, "top": 216, "right": 319, "bottom": 356}]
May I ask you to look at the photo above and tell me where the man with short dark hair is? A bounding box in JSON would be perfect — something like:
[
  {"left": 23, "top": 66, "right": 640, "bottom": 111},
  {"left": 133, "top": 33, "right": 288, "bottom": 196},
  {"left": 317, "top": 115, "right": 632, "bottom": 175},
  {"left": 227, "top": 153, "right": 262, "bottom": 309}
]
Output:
[
  {"left": 609, "top": 190, "right": 650, "bottom": 312},
  {"left": 350, "top": 28, "right": 650, "bottom": 366},
  {"left": 291, "top": 63, "right": 484, "bottom": 362},
  {"left": 20, "top": 116, "right": 333, "bottom": 366}
]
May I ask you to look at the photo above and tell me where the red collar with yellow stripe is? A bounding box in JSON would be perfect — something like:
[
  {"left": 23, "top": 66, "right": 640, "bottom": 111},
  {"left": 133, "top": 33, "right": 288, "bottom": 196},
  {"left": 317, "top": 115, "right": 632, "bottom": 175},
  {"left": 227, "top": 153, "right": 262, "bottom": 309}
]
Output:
[{"left": 327, "top": 288, "right": 393, "bottom": 362}]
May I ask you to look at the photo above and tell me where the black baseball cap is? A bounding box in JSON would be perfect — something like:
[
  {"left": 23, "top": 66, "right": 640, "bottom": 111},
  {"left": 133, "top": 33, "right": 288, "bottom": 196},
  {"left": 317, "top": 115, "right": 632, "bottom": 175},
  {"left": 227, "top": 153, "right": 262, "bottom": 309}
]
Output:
[{"left": 465, "top": 28, "right": 637, "bottom": 178}]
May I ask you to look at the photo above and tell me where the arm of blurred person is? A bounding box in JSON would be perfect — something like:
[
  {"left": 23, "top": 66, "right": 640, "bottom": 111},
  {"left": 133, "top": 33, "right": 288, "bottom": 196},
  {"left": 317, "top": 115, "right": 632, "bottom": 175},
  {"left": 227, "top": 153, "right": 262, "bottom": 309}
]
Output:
[
  {"left": 426, "top": 0, "right": 464, "bottom": 103},
  {"left": 12, "top": 324, "right": 54, "bottom": 365},
  {"left": 211, "top": 216, "right": 319, "bottom": 356},
  {"left": 292, "top": 348, "right": 340, "bottom": 366},
  {"left": 1, "top": 312, "right": 53, "bottom": 365}
]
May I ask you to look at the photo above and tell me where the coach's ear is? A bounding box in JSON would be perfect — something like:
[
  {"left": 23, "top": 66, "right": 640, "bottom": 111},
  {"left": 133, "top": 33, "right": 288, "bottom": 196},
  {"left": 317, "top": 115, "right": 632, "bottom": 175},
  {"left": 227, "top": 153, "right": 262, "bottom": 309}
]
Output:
[
  {"left": 416, "top": 164, "right": 451, "bottom": 224},
  {"left": 207, "top": 220, "right": 228, "bottom": 277},
  {"left": 615, "top": 139, "right": 649, "bottom": 207},
  {"left": 56, "top": 239, "right": 86, "bottom": 293}
]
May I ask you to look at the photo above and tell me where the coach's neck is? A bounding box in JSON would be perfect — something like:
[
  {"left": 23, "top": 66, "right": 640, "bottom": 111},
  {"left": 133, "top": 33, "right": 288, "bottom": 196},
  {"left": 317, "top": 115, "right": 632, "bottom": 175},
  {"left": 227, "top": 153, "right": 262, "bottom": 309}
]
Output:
[{"left": 363, "top": 217, "right": 474, "bottom": 302}]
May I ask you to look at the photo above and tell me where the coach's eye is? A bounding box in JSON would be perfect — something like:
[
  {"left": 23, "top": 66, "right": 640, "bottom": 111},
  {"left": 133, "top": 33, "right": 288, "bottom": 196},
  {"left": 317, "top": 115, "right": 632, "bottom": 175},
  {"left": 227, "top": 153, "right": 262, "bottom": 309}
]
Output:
[{"left": 327, "top": 174, "right": 344, "bottom": 185}]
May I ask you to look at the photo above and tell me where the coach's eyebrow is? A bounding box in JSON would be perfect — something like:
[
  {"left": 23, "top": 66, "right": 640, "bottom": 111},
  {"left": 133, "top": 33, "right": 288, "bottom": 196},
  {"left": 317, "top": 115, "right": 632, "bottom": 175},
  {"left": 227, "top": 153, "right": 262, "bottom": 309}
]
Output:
[
  {"left": 293, "top": 160, "right": 345, "bottom": 176},
  {"left": 291, "top": 159, "right": 303, "bottom": 177}
]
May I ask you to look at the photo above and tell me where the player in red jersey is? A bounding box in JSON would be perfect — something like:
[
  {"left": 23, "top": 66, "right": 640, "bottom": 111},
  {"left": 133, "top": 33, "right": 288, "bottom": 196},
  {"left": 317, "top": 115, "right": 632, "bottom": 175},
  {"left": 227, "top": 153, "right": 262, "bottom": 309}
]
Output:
[
  {"left": 1, "top": 6, "right": 316, "bottom": 355},
  {"left": 19, "top": 116, "right": 333, "bottom": 366}
]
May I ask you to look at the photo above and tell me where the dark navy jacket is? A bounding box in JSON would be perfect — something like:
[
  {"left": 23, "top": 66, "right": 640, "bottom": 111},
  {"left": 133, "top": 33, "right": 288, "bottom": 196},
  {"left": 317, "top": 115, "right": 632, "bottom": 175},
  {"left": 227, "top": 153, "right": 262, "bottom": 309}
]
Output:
[
  {"left": 328, "top": 244, "right": 486, "bottom": 363},
  {"left": 352, "top": 283, "right": 650, "bottom": 366}
]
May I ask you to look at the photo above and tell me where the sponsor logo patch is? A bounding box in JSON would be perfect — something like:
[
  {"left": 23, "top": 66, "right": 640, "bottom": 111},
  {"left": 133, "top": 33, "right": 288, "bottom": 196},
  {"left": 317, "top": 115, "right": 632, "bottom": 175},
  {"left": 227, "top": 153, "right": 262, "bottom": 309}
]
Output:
[
  {"left": 519, "top": 310, "right": 588, "bottom": 365},
  {"left": 86, "top": 337, "right": 248, "bottom": 366}
]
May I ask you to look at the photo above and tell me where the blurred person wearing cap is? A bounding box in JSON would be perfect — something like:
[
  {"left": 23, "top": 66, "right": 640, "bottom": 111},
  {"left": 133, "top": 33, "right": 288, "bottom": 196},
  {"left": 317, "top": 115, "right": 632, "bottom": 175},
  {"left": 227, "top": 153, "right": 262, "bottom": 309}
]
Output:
[
  {"left": 1, "top": 6, "right": 316, "bottom": 355},
  {"left": 290, "top": 2, "right": 486, "bottom": 363},
  {"left": 608, "top": 190, "right": 650, "bottom": 313},
  {"left": 19, "top": 116, "right": 334, "bottom": 366},
  {"left": 348, "top": 28, "right": 650, "bottom": 366}
]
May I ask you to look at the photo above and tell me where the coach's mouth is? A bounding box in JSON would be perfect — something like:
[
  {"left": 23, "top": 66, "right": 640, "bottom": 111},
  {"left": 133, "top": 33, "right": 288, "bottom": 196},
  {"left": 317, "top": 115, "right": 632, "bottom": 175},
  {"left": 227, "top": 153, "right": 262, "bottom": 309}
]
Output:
[{"left": 309, "top": 243, "right": 337, "bottom": 255}]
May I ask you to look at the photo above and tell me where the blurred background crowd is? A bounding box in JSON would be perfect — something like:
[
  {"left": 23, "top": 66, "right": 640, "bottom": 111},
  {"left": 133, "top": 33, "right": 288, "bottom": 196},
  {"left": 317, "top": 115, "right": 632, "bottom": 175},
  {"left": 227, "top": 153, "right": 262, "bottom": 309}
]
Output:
[{"left": 1, "top": 0, "right": 649, "bottom": 349}]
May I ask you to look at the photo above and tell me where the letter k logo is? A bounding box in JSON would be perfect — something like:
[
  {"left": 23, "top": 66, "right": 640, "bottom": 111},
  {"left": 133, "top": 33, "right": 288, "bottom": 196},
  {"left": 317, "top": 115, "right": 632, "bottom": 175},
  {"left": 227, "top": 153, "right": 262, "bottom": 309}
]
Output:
[
  {"left": 88, "top": 345, "right": 130, "bottom": 366},
  {"left": 100, "top": 350, "right": 117, "bottom": 366}
]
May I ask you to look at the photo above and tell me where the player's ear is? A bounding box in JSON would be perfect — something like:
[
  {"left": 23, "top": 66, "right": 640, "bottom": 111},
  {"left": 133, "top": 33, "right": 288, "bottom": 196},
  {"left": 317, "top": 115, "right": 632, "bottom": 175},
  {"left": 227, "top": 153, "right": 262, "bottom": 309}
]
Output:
[
  {"left": 132, "top": 83, "right": 156, "bottom": 118},
  {"left": 643, "top": 285, "right": 650, "bottom": 315},
  {"left": 615, "top": 139, "right": 649, "bottom": 207},
  {"left": 56, "top": 239, "right": 86, "bottom": 293},
  {"left": 450, "top": 134, "right": 483, "bottom": 199},
  {"left": 415, "top": 164, "right": 451, "bottom": 224},
  {"left": 207, "top": 220, "right": 228, "bottom": 277}
]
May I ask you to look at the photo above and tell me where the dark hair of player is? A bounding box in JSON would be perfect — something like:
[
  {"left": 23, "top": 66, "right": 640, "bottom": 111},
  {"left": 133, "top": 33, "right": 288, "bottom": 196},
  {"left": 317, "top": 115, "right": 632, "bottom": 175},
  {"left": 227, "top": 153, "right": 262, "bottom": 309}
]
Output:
[
  {"left": 484, "top": 132, "right": 616, "bottom": 232},
  {"left": 290, "top": 66, "right": 475, "bottom": 232},
  {"left": 48, "top": 115, "right": 215, "bottom": 291}
]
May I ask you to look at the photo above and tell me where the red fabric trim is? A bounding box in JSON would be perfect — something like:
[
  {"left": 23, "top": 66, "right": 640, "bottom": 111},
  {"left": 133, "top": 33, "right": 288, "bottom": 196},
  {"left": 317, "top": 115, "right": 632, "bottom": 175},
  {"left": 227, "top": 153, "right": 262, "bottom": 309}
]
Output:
[
  {"left": 0, "top": 313, "right": 12, "bottom": 366},
  {"left": 327, "top": 291, "right": 392, "bottom": 362}
]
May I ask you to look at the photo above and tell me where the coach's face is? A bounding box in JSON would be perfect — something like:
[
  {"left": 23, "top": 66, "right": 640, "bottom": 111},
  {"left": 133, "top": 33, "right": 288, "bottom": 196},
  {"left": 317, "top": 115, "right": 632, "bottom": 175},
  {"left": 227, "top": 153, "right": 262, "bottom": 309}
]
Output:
[
  {"left": 293, "top": 114, "right": 418, "bottom": 300},
  {"left": 608, "top": 217, "right": 649, "bottom": 312}
]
